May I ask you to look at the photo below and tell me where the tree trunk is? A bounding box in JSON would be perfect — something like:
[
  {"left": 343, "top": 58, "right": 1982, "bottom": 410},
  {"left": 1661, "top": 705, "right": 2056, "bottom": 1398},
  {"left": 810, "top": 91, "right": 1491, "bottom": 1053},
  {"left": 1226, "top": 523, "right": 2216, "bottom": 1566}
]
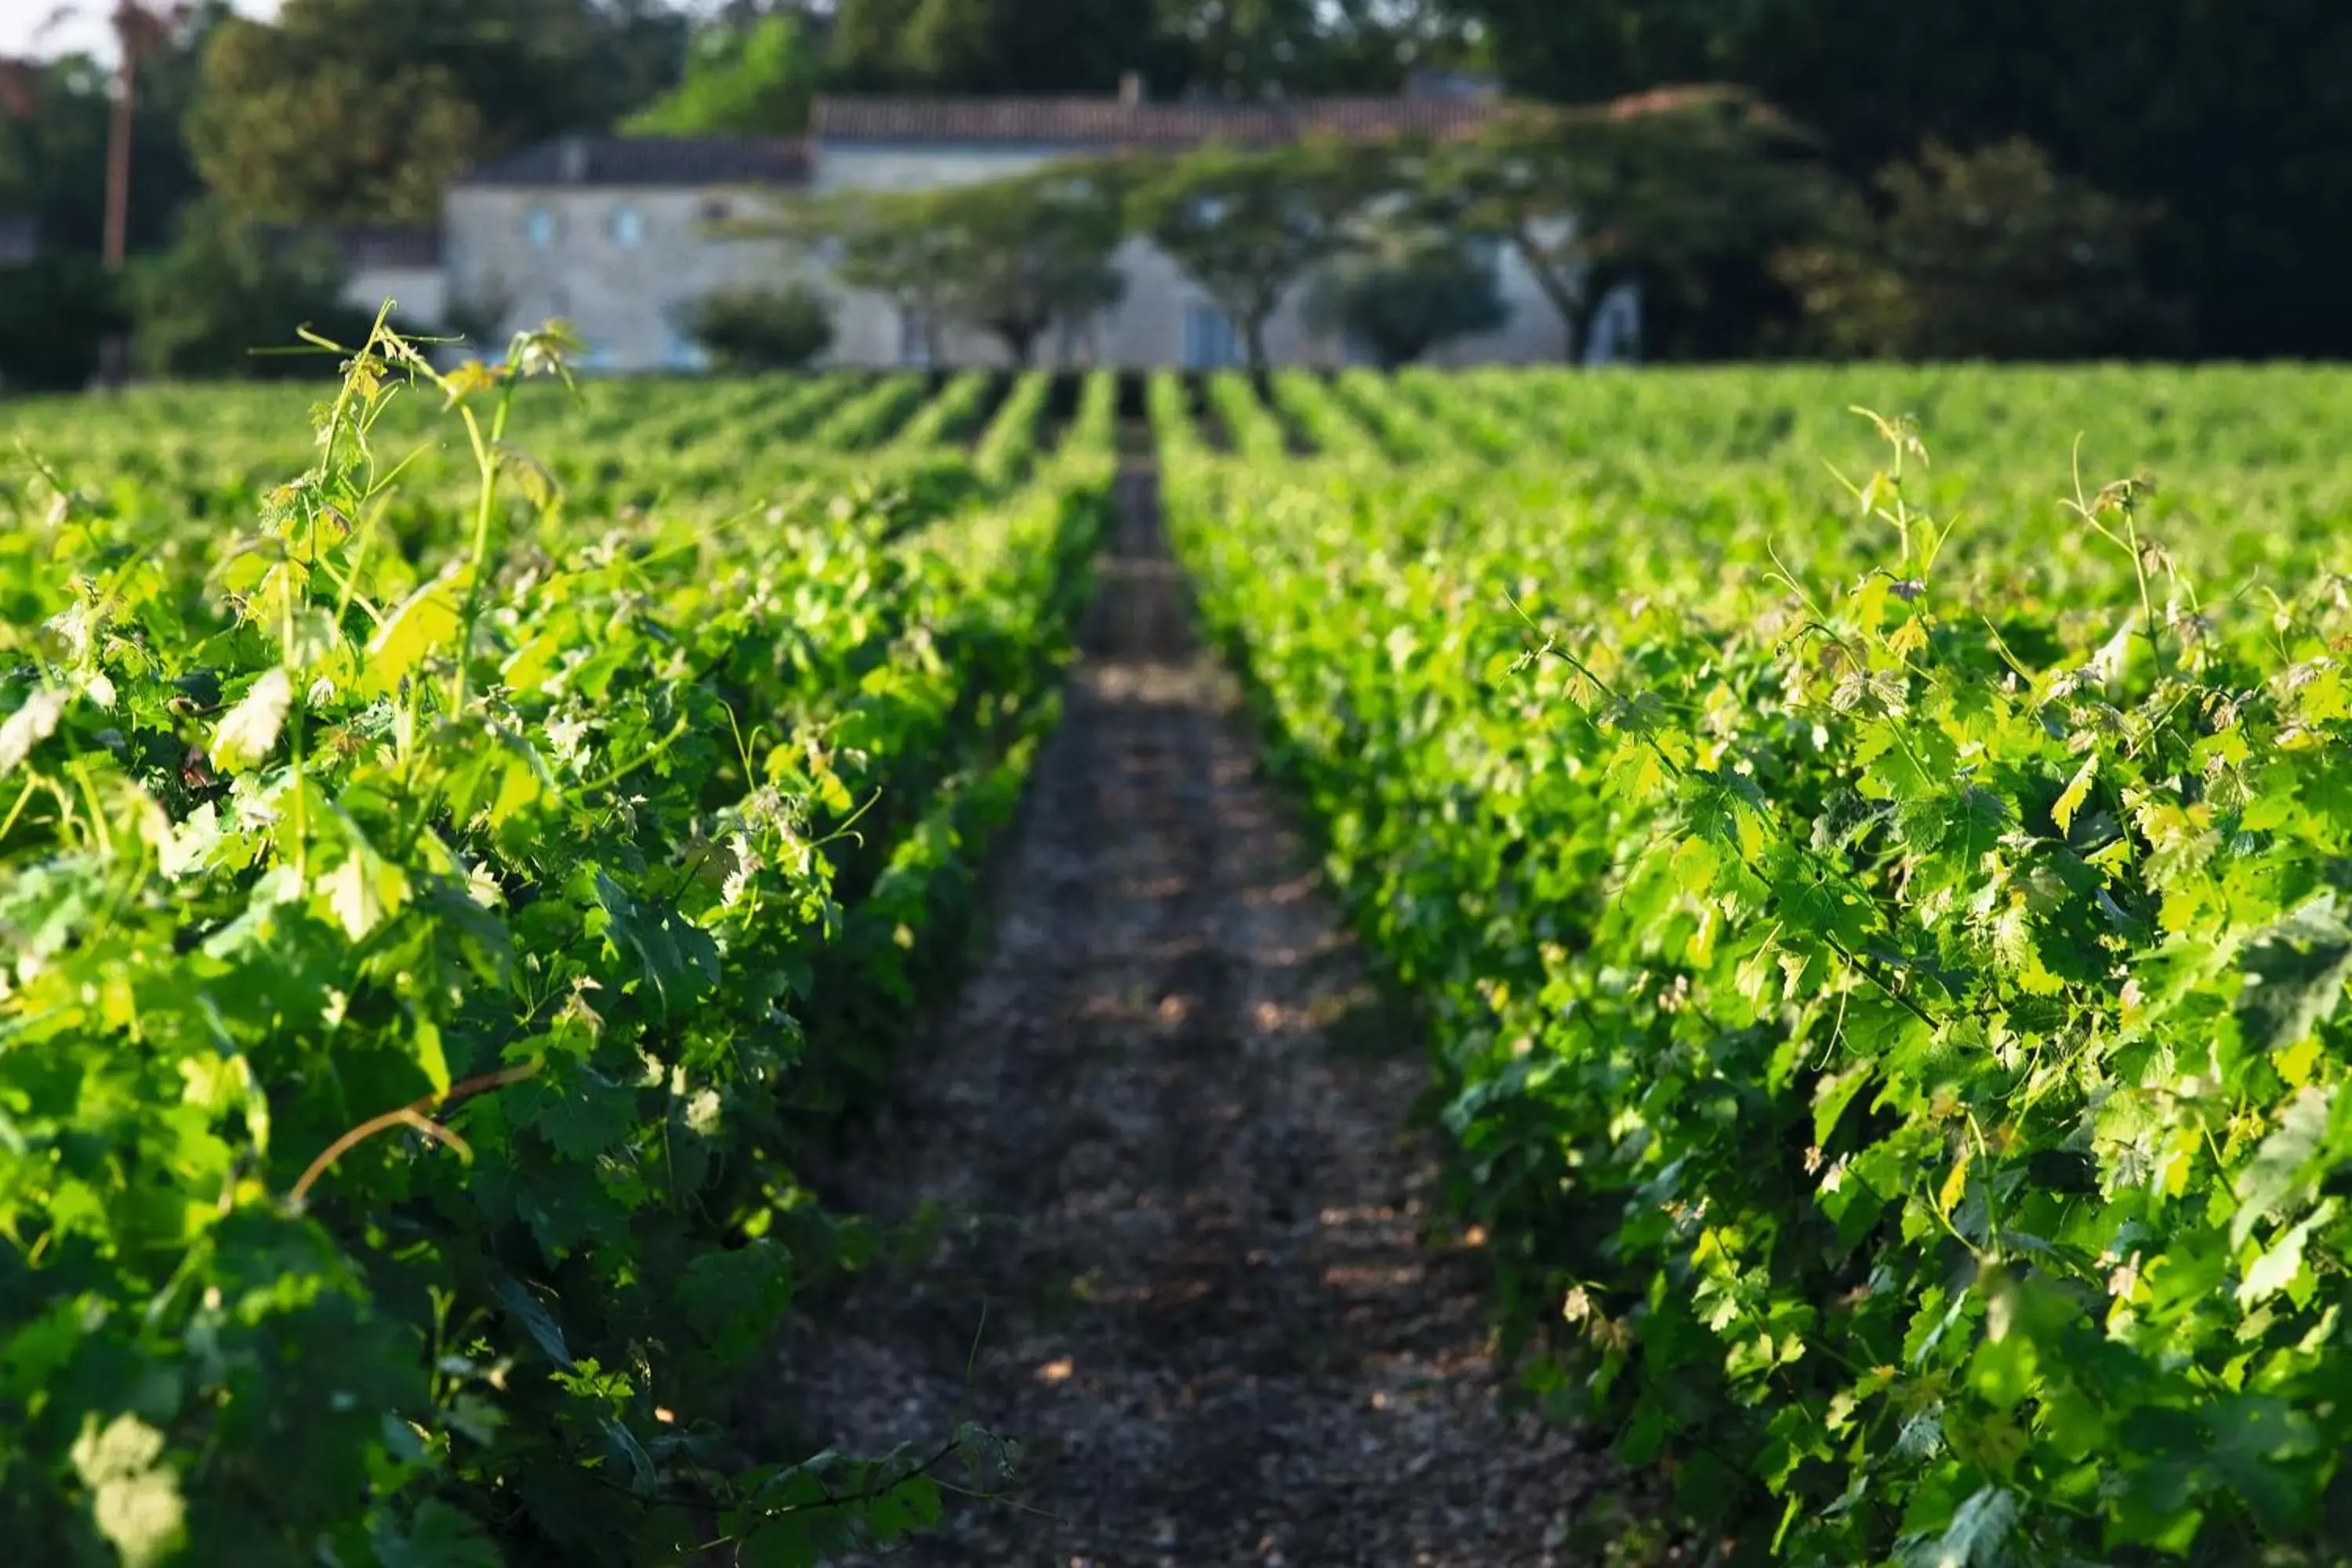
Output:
[
  {"left": 1514, "top": 229, "right": 1586, "bottom": 364},
  {"left": 1242, "top": 311, "right": 1270, "bottom": 376},
  {"left": 1570, "top": 266, "right": 1638, "bottom": 366}
]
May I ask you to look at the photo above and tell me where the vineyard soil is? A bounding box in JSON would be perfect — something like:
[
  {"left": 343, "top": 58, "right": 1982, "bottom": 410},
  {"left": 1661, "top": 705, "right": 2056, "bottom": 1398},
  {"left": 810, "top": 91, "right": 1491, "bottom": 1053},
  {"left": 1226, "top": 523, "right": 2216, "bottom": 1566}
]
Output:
[{"left": 772, "top": 459, "right": 1596, "bottom": 1565}]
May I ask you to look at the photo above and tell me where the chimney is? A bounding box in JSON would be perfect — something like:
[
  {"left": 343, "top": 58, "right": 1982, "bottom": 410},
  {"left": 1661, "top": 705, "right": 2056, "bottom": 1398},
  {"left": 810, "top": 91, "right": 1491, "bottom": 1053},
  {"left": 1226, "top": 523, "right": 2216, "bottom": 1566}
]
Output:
[
  {"left": 1119, "top": 71, "right": 1144, "bottom": 107},
  {"left": 557, "top": 135, "right": 590, "bottom": 184}
]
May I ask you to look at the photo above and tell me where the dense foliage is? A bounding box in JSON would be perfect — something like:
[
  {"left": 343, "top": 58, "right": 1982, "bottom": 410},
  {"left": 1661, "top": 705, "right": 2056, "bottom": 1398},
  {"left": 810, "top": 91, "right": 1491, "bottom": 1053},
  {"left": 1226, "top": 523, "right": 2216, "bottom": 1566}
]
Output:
[
  {"left": 673, "top": 281, "right": 837, "bottom": 373},
  {"left": 0, "top": 256, "right": 125, "bottom": 392},
  {"left": 126, "top": 205, "right": 383, "bottom": 380},
  {"left": 1461, "top": 0, "right": 2352, "bottom": 359},
  {"left": 1304, "top": 236, "right": 1508, "bottom": 368},
  {"left": 190, "top": 0, "right": 689, "bottom": 225},
  {"left": 621, "top": 14, "right": 817, "bottom": 137},
  {"left": 1770, "top": 140, "right": 2167, "bottom": 361},
  {"left": 1156, "top": 366, "right": 2352, "bottom": 1565},
  {"left": 760, "top": 169, "right": 1129, "bottom": 368},
  {"left": 823, "top": 0, "right": 1474, "bottom": 99},
  {"left": 0, "top": 325, "right": 1114, "bottom": 1564},
  {"left": 1425, "top": 87, "right": 1825, "bottom": 362},
  {"left": 1125, "top": 139, "right": 1395, "bottom": 372}
]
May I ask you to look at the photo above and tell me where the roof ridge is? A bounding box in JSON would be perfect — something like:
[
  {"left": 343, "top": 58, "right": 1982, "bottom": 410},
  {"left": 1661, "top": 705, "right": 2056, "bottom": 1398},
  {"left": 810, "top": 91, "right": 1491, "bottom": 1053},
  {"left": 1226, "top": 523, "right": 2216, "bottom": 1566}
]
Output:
[
  {"left": 811, "top": 92, "right": 1498, "bottom": 150},
  {"left": 458, "top": 132, "right": 814, "bottom": 189}
]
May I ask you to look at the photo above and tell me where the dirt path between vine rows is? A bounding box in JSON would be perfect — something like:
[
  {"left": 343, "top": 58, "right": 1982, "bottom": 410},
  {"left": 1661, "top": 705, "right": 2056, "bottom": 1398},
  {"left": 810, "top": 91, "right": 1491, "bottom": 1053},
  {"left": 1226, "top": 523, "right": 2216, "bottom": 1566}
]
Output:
[{"left": 773, "top": 457, "right": 1597, "bottom": 1566}]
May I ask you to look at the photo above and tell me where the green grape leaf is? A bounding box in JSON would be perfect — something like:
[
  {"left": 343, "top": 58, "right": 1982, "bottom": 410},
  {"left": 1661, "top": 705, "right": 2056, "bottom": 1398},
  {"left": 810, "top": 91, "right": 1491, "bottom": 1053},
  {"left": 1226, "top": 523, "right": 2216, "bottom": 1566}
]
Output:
[
  {"left": 372, "top": 1500, "right": 502, "bottom": 1568},
  {"left": 488, "top": 1271, "right": 575, "bottom": 1370},
  {"left": 0, "top": 685, "right": 68, "bottom": 775},
  {"left": 1900, "top": 1486, "right": 2017, "bottom": 1568},
  {"left": 2050, "top": 753, "right": 2097, "bottom": 836},
  {"left": 2234, "top": 895, "right": 2352, "bottom": 1055},
  {"left": 210, "top": 668, "right": 294, "bottom": 773},
  {"left": 2237, "top": 1199, "right": 2335, "bottom": 1307},
  {"left": 590, "top": 869, "right": 720, "bottom": 1013},
  {"left": 2232, "top": 1087, "right": 2336, "bottom": 1247},
  {"left": 359, "top": 567, "right": 464, "bottom": 699},
  {"left": 679, "top": 1241, "right": 795, "bottom": 1364}
]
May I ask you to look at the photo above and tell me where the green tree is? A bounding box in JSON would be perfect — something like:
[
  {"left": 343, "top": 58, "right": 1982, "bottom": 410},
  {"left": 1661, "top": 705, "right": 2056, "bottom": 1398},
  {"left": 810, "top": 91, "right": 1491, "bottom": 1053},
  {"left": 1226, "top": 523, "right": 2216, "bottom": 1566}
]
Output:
[
  {"left": 929, "top": 165, "right": 1128, "bottom": 364},
  {"left": 828, "top": 0, "right": 1156, "bottom": 93},
  {"left": 827, "top": 0, "right": 1472, "bottom": 98},
  {"left": 1457, "top": 0, "right": 2352, "bottom": 358},
  {"left": 1305, "top": 233, "right": 1507, "bottom": 367},
  {"left": 759, "top": 187, "right": 956, "bottom": 362},
  {"left": 189, "top": 47, "right": 478, "bottom": 225},
  {"left": 1153, "top": 0, "right": 1477, "bottom": 96},
  {"left": 1432, "top": 87, "right": 1825, "bottom": 360},
  {"left": 674, "top": 281, "right": 835, "bottom": 371},
  {"left": 582, "top": 0, "right": 695, "bottom": 123},
  {"left": 624, "top": 13, "right": 815, "bottom": 136},
  {"left": 1769, "top": 138, "right": 2165, "bottom": 359},
  {"left": 1128, "top": 137, "right": 1389, "bottom": 372},
  {"left": 190, "top": 0, "right": 688, "bottom": 226},
  {"left": 127, "top": 201, "right": 375, "bottom": 378}
]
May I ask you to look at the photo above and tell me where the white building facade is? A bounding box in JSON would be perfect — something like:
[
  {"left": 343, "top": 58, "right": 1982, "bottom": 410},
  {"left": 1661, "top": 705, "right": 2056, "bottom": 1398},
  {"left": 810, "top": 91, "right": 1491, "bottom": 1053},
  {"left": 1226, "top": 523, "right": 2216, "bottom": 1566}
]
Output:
[
  {"left": 415, "top": 92, "right": 1634, "bottom": 373},
  {"left": 441, "top": 136, "right": 813, "bottom": 373}
]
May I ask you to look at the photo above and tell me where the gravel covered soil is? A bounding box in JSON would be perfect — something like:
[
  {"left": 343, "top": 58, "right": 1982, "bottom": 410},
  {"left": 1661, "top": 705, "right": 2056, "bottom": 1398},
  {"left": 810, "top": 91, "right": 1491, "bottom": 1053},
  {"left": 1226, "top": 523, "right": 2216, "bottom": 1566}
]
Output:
[{"left": 771, "top": 459, "right": 1600, "bottom": 1566}]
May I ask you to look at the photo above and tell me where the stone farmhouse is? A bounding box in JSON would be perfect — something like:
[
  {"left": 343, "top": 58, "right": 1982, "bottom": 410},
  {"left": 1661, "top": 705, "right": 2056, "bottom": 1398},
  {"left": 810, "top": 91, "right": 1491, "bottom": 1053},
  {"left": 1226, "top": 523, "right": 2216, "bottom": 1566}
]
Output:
[{"left": 341, "top": 86, "right": 1639, "bottom": 373}]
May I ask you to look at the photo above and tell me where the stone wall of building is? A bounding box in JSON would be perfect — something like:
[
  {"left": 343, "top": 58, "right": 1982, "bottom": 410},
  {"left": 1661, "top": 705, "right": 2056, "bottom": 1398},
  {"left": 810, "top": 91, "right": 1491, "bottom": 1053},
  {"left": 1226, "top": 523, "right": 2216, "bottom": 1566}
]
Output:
[
  {"left": 437, "top": 143, "right": 1590, "bottom": 373},
  {"left": 445, "top": 185, "right": 806, "bottom": 372},
  {"left": 813, "top": 145, "right": 1051, "bottom": 368},
  {"left": 341, "top": 266, "right": 449, "bottom": 336},
  {"left": 812, "top": 144, "right": 1572, "bottom": 370}
]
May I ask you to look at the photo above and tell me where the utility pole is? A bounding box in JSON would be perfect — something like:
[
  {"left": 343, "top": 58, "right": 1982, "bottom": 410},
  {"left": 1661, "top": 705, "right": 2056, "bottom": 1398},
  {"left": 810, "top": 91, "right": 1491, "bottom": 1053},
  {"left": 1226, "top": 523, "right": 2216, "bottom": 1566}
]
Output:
[
  {"left": 98, "top": 2, "right": 172, "bottom": 387},
  {"left": 103, "top": 5, "right": 136, "bottom": 269}
]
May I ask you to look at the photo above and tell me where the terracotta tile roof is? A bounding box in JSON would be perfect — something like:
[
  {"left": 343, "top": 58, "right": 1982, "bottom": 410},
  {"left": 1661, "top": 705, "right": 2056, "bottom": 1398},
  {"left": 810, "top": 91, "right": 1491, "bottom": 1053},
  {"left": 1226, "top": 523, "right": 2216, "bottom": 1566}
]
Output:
[
  {"left": 461, "top": 136, "right": 812, "bottom": 188},
  {"left": 811, "top": 96, "right": 1501, "bottom": 150}
]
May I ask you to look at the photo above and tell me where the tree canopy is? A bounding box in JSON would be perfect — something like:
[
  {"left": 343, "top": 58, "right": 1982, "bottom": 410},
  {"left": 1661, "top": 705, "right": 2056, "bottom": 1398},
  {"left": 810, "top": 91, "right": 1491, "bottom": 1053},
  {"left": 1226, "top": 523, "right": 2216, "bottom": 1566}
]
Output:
[
  {"left": 1305, "top": 232, "right": 1507, "bottom": 367},
  {"left": 825, "top": 0, "right": 1471, "bottom": 97},
  {"left": 826, "top": 0, "right": 1158, "bottom": 94},
  {"left": 760, "top": 187, "right": 959, "bottom": 362},
  {"left": 757, "top": 169, "right": 1126, "bottom": 365},
  {"left": 1456, "top": 0, "right": 2352, "bottom": 357},
  {"left": 126, "top": 201, "right": 379, "bottom": 377},
  {"left": 623, "top": 13, "right": 817, "bottom": 136},
  {"left": 1128, "top": 137, "right": 1393, "bottom": 372},
  {"left": 927, "top": 166, "right": 1129, "bottom": 364},
  {"left": 1770, "top": 138, "right": 2165, "bottom": 360},
  {"left": 1152, "top": 0, "right": 1478, "bottom": 96},
  {"left": 190, "top": 0, "right": 688, "bottom": 224},
  {"left": 1429, "top": 88, "right": 1827, "bottom": 360},
  {"left": 2, "top": 0, "right": 2339, "bottom": 368}
]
